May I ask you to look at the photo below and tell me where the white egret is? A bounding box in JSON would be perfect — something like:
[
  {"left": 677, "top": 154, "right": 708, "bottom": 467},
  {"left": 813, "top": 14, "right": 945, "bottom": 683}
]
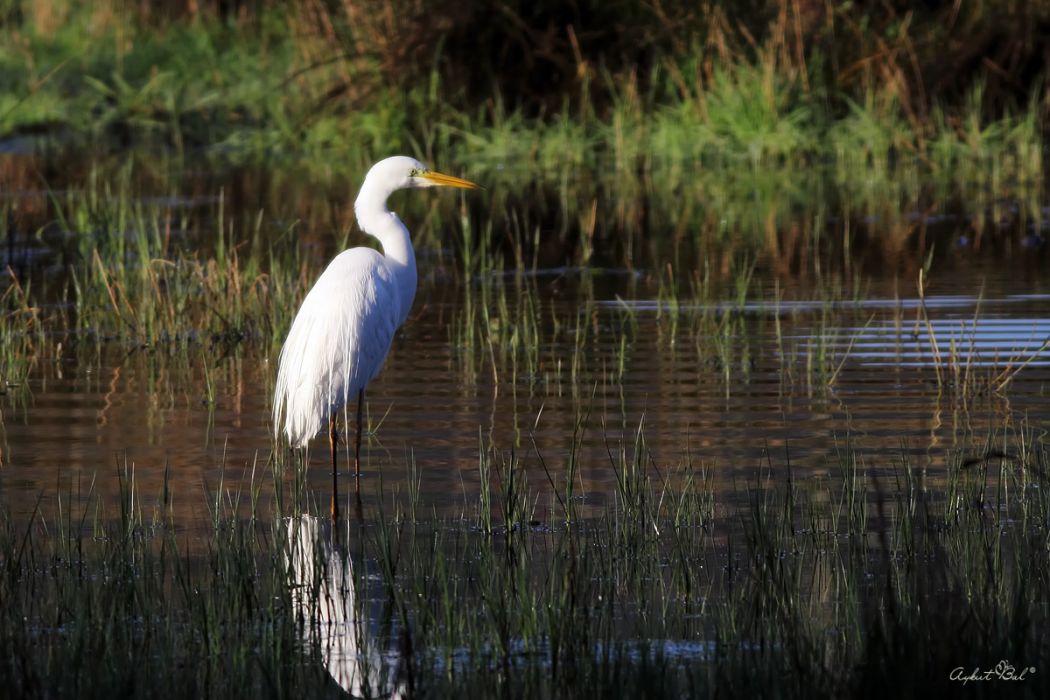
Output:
[{"left": 273, "top": 156, "right": 477, "bottom": 518}]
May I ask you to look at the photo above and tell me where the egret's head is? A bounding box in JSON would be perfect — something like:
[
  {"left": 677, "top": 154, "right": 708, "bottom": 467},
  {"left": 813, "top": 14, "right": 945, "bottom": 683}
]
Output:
[{"left": 366, "top": 155, "right": 478, "bottom": 192}]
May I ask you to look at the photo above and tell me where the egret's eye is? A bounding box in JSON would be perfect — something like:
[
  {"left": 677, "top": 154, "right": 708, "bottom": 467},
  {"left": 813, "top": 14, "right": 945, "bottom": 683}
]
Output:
[{"left": 409, "top": 167, "right": 426, "bottom": 177}]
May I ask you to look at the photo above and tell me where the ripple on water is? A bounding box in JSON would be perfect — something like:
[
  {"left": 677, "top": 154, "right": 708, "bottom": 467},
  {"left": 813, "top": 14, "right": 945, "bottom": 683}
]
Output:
[{"left": 3, "top": 278, "right": 1050, "bottom": 526}]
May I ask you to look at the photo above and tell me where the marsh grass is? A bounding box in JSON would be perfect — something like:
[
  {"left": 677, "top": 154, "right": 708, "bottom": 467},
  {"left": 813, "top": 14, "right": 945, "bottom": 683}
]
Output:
[
  {"left": 59, "top": 184, "right": 300, "bottom": 347},
  {"left": 0, "top": 106, "right": 1044, "bottom": 376},
  {"left": 3, "top": 417, "right": 1049, "bottom": 698},
  {"left": 0, "top": 473, "right": 320, "bottom": 698},
  {"left": 0, "top": 265, "right": 45, "bottom": 392},
  {"left": 0, "top": 163, "right": 314, "bottom": 355}
]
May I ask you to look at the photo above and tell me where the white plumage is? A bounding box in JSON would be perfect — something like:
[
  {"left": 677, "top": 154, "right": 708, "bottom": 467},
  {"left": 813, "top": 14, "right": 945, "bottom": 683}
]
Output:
[
  {"left": 272, "top": 156, "right": 477, "bottom": 516},
  {"left": 275, "top": 247, "right": 400, "bottom": 446}
]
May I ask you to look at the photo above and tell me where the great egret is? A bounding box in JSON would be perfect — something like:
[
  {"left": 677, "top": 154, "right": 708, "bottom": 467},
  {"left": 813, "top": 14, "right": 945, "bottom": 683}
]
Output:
[{"left": 273, "top": 156, "right": 477, "bottom": 519}]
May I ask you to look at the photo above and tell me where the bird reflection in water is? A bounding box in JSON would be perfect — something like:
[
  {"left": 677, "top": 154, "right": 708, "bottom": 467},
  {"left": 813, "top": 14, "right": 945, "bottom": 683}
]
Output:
[{"left": 285, "top": 515, "right": 406, "bottom": 698}]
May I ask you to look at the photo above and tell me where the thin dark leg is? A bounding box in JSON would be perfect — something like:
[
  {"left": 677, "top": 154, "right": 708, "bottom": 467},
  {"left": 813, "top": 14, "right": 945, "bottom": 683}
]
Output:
[
  {"left": 329, "top": 415, "right": 339, "bottom": 521},
  {"left": 355, "top": 388, "right": 365, "bottom": 479},
  {"left": 353, "top": 486, "right": 363, "bottom": 522}
]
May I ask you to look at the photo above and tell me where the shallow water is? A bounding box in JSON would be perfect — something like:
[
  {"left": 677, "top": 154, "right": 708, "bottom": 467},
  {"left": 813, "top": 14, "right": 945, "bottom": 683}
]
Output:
[
  {"left": 4, "top": 270, "right": 1048, "bottom": 529},
  {"left": 2, "top": 153, "right": 1049, "bottom": 531}
]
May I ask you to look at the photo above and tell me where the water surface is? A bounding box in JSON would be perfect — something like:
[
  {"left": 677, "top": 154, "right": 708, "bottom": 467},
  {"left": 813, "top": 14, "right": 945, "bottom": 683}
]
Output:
[{"left": 2, "top": 152, "right": 1049, "bottom": 530}]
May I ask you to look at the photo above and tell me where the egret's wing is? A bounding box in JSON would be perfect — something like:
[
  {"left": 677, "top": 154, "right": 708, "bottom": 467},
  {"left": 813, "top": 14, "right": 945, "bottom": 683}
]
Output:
[{"left": 273, "top": 248, "right": 400, "bottom": 446}]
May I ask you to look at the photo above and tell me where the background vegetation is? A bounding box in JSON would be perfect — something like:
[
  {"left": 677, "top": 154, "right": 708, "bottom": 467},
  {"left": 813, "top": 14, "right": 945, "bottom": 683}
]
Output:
[{"left": 0, "top": 1, "right": 1046, "bottom": 168}]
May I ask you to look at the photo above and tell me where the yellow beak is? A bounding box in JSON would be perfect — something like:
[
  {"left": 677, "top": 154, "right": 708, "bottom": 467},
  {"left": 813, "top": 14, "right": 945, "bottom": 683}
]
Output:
[{"left": 421, "top": 170, "right": 479, "bottom": 189}]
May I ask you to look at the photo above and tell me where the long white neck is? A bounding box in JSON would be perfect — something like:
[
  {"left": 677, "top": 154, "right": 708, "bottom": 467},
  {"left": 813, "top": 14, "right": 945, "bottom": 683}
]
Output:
[{"left": 354, "top": 183, "right": 417, "bottom": 326}]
